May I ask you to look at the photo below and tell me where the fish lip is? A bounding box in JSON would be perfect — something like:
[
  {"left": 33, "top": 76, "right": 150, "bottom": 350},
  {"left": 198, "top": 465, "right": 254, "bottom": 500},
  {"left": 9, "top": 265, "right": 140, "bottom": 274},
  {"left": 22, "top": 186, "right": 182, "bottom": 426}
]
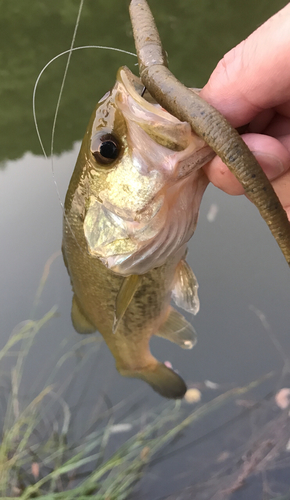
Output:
[
  {"left": 175, "top": 145, "right": 215, "bottom": 180},
  {"left": 117, "top": 66, "right": 195, "bottom": 152},
  {"left": 117, "top": 70, "right": 214, "bottom": 178}
]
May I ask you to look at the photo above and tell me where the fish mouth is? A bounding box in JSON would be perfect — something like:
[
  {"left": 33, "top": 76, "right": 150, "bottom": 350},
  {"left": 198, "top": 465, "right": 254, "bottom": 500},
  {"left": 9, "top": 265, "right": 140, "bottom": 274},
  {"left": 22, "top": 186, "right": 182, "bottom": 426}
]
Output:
[
  {"left": 118, "top": 67, "right": 215, "bottom": 179},
  {"left": 117, "top": 66, "right": 202, "bottom": 153},
  {"left": 84, "top": 67, "right": 213, "bottom": 275}
]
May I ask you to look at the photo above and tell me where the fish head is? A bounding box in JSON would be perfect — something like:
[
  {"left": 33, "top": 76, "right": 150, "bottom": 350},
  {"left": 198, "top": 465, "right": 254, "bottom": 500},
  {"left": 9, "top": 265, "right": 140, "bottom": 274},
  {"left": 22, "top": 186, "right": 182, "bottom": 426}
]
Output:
[{"left": 76, "top": 67, "right": 213, "bottom": 275}]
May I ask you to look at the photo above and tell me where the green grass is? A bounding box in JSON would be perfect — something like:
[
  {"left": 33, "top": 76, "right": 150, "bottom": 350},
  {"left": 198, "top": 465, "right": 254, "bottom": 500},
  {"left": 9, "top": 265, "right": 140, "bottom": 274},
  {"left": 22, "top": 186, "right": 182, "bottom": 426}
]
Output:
[
  {"left": 0, "top": 314, "right": 272, "bottom": 499},
  {"left": 0, "top": 257, "right": 274, "bottom": 499}
]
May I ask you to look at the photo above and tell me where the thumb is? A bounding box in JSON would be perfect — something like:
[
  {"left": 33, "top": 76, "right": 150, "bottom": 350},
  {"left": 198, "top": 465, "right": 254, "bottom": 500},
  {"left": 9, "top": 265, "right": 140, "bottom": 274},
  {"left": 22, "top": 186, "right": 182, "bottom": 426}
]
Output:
[{"left": 201, "top": 3, "right": 290, "bottom": 127}]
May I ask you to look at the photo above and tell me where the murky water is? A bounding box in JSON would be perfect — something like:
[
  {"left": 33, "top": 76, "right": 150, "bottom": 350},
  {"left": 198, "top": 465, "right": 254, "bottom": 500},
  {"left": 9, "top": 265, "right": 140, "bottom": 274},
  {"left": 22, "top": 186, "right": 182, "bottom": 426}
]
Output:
[{"left": 1, "top": 0, "right": 290, "bottom": 498}]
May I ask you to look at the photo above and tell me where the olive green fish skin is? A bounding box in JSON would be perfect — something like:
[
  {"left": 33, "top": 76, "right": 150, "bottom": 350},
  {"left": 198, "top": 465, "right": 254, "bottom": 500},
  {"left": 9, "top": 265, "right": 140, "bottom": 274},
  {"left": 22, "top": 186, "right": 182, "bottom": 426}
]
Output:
[{"left": 129, "top": 0, "right": 290, "bottom": 266}]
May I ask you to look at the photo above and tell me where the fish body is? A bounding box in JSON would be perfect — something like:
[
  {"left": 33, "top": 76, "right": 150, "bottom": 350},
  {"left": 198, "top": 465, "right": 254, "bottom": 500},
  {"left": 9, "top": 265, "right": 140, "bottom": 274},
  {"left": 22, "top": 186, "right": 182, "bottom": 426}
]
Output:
[{"left": 62, "top": 67, "right": 214, "bottom": 398}]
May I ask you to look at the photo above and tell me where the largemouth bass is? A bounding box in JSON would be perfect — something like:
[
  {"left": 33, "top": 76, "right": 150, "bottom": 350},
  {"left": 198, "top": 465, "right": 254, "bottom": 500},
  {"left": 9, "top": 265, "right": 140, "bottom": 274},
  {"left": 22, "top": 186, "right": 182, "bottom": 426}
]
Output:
[{"left": 62, "top": 67, "right": 214, "bottom": 398}]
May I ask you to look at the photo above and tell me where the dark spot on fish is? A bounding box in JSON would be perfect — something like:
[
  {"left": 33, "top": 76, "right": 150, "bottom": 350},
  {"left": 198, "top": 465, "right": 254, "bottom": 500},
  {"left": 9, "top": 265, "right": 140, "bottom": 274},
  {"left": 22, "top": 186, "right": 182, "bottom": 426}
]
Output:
[{"left": 251, "top": 174, "right": 256, "bottom": 178}]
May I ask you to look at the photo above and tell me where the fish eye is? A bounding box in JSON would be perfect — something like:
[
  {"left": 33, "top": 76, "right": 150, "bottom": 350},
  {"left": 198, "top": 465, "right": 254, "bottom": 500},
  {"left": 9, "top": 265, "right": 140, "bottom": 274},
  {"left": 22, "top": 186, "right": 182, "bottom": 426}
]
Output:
[{"left": 91, "top": 133, "right": 121, "bottom": 165}]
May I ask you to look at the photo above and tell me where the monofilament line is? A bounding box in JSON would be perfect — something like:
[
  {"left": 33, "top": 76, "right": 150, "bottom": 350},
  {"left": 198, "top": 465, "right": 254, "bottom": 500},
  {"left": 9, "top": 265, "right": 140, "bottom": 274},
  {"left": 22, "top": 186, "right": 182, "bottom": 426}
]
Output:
[
  {"left": 32, "top": 0, "right": 136, "bottom": 253},
  {"left": 32, "top": 46, "right": 137, "bottom": 160}
]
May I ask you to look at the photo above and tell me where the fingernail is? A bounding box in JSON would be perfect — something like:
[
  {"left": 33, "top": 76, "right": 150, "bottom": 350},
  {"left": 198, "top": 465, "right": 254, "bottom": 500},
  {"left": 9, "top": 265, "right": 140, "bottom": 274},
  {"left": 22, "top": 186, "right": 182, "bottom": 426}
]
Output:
[{"left": 253, "top": 152, "right": 285, "bottom": 180}]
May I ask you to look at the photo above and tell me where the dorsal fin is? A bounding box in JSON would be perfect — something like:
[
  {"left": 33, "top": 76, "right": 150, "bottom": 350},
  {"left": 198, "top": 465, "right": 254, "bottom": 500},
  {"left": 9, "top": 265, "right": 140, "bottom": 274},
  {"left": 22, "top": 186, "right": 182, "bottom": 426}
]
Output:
[{"left": 155, "top": 306, "right": 197, "bottom": 349}]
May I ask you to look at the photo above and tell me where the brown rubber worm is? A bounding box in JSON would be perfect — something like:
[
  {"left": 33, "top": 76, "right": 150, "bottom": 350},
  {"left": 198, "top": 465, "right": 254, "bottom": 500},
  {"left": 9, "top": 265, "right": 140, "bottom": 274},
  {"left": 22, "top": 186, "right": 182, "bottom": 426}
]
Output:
[{"left": 129, "top": 0, "right": 290, "bottom": 266}]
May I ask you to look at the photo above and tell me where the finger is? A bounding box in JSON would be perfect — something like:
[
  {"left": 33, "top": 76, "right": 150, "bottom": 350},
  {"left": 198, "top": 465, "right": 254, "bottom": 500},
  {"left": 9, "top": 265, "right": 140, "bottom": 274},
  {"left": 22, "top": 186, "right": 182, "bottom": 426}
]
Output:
[
  {"left": 203, "top": 133, "right": 290, "bottom": 195},
  {"left": 201, "top": 3, "right": 290, "bottom": 127},
  {"left": 276, "top": 101, "right": 290, "bottom": 118},
  {"left": 272, "top": 170, "right": 290, "bottom": 221},
  {"left": 247, "top": 109, "right": 275, "bottom": 134},
  {"left": 263, "top": 115, "right": 290, "bottom": 144},
  {"left": 203, "top": 154, "right": 244, "bottom": 195}
]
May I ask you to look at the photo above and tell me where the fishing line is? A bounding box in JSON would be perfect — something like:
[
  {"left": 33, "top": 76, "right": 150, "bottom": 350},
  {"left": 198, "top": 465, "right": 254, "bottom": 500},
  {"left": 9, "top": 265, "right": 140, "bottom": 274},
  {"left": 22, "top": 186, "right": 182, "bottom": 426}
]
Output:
[
  {"left": 50, "top": 0, "right": 84, "bottom": 209},
  {"left": 32, "top": 0, "right": 137, "bottom": 253},
  {"left": 33, "top": 49, "right": 136, "bottom": 159},
  {"left": 32, "top": 46, "right": 136, "bottom": 211}
]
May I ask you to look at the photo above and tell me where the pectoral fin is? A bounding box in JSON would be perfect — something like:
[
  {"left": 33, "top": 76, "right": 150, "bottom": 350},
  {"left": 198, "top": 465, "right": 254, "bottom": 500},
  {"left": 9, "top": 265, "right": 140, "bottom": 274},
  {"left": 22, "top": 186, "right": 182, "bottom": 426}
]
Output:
[
  {"left": 120, "top": 361, "right": 187, "bottom": 399},
  {"left": 156, "top": 306, "right": 197, "bottom": 349},
  {"left": 113, "top": 274, "right": 141, "bottom": 334},
  {"left": 71, "top": 295, "right": 96, "bottom": 334},
  {"left": 172, "top": 259, "right": 200, "bottom": 315}
]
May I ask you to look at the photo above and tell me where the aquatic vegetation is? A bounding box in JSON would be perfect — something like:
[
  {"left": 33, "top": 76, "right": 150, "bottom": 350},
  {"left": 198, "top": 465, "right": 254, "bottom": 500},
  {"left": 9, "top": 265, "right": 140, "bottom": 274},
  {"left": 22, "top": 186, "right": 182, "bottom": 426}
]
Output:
[
  {"left": 0, "top": 258, "right": 275, "bottom": 498},
  {"left": 0, "top": 315, "right": 272, "bottom": 498}
]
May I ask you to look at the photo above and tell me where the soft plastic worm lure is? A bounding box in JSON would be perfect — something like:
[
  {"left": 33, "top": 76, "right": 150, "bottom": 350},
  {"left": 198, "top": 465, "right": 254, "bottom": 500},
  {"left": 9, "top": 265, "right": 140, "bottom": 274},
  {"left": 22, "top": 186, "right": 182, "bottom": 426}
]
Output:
[{"left": 129, "top": 0, "right": 290, "bottom": 266}]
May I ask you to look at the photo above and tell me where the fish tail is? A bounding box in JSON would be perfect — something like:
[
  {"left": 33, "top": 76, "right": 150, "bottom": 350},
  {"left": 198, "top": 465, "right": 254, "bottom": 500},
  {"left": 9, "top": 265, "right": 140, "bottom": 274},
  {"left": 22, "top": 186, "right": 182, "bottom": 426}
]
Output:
[{"left": 119, "top": 362, "right": 187, "bottom": 399}]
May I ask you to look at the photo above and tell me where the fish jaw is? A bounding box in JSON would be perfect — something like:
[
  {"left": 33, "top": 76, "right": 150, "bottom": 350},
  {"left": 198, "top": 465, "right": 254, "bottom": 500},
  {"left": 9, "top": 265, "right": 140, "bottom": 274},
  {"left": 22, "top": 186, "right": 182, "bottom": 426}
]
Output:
[{"left": 81, "top": 66, "right": 213, "bottom": 276}]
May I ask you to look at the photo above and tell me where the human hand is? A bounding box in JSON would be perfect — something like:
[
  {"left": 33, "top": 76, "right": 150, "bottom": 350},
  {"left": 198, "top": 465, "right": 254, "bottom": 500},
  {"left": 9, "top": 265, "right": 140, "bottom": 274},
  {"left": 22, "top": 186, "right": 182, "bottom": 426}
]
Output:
[{"left": 201, "top": 3, "right": 290, "bottom": 220}]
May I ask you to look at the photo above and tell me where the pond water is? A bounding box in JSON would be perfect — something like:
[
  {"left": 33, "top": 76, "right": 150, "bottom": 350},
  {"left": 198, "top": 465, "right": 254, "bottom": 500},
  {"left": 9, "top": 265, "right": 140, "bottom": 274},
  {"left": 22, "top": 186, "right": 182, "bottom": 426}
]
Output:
[{"left": 1, "top": 0, "right": 290, "bottom": 498}]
